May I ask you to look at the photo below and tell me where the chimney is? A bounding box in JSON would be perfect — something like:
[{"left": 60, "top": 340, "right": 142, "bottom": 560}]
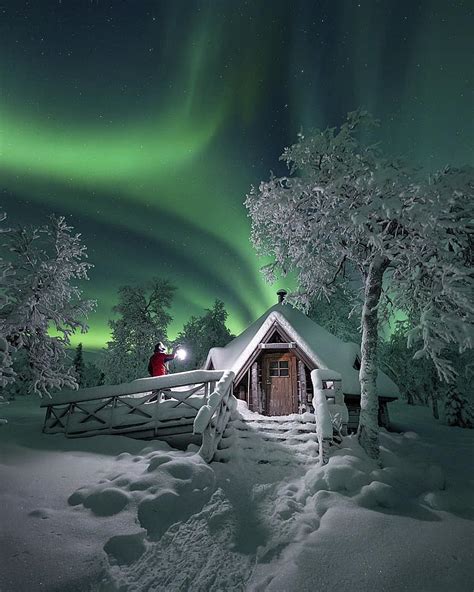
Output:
[{"left": 277, "top": 289, "right": 287, "bottom": 304}]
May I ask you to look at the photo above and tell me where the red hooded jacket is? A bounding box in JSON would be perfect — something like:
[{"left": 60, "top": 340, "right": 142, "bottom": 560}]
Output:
[{"left": 148, "top": 351, "right": 175, "bottom": 377}]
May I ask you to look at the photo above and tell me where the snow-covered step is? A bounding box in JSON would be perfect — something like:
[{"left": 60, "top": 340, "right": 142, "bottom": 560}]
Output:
[
  {"left": 225, "top": 424, "right": 317, "bottom": 439},
  {"left": 214, "top": 444, "right": 315, "bottom": 465},
  {"left": 230, "top": 432, "right": 317, "bottom": 444},
  {"left": 238, "top": 419, "right": 313, "bottom": 428},
  {"left": 214, "top": 454, "right": 309, "bottom": 466},
  {"left": 233, "top": 417, "right": 314, "bottom": 425},
  {"left": 214, "top": 411, "right": 320, "bottom": 465},
  {"left": 233, "top": 423, "right": 316, "bottom": 434},
  {"left": 228, "top": 440, "right": 317, "bottom": 453}
]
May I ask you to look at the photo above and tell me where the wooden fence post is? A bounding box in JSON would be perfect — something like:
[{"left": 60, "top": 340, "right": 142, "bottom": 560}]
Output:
[{"left": 298, "top": 360, "right": 307, "bottom": 413}]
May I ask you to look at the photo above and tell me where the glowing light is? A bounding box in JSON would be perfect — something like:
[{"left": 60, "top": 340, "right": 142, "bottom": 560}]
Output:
[{"left": 175, "top": 348, "right": 187, "bottom": 361}]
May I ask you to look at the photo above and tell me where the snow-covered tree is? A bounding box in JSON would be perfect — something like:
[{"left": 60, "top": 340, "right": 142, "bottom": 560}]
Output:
[
  {"left": 0, "top": 336, "right": 15, "bottom": 390},
  {"left": 175, "top": 299, "right": 233, "bottom": 371},
  {"left": 73, "top": 342, "right": 85, "bottom": 387},
  {"left": 380, "top": 320, "right": 442, "bottom": 414},
  {"left": 381, "top": 319, "right": 474, "bottom": 424},
  {"left": 245, "top": 111, "right": 473, "bottom": 459},
  {"left": 0, "top": 213, "right": 15, "bottom": 389},
  {"left": 308, "top": 282, "right": 361, "bottom": 343},
  {"left": 102, "top": 278, "right": 176, "bottom": 384},
  {"left": 0, "top": 214, "right": 95, "bottom": 395}
]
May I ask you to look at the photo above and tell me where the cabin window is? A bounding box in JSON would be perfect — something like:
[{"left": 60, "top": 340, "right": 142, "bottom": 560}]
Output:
[
  {"left": 269, "top": 360, "right": 289, "bottom": 377},
  {"left": 323, "top": 380, "right": 335, "bottom": 389}
]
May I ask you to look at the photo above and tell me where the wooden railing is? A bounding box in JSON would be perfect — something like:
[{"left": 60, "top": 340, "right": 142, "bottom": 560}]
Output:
[
  {"left": 193, "top": 370, "right": 235, "bottom": 462},
  {"left": 41, "top": 370, "right": 235, "bottom": 458}
]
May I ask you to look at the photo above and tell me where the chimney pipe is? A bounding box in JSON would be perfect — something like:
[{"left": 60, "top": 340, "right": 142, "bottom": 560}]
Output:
[{"left": 277, "top": 289, "right": 287, "bottom": 304}]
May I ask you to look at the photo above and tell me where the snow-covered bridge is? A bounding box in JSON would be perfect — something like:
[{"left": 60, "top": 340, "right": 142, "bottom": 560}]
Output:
[{"left": 41, "top": 370, "right": 235, "bottom": 462}]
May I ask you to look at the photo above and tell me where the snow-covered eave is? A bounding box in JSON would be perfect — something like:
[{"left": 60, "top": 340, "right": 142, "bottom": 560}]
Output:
[
  {"left": 344, "top": 391, "right": 399, "bottom": 401},
  {"left": 203, "top": 348, "right": 216, "bottom": 371},
  {"left": 205, "top": 311, "right": 330, "bottom": 376}
]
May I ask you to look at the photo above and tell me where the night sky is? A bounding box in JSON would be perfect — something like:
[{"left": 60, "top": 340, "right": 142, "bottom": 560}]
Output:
[{"left": 1, "top": 0, "right": 473, "bottom": 350}]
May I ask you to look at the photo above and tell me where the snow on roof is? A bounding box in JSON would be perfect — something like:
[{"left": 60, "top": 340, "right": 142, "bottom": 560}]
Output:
[{"left": 205, "top": 303, "right": 399, "bottom": 398}]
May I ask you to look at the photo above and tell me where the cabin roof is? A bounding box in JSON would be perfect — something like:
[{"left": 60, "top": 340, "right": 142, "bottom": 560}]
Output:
[{"left": 205, "top": 303, "right": 399, "bottom": 399}]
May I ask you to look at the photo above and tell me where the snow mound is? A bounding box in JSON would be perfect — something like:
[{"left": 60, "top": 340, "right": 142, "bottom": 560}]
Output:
[
  {"left": 70, "top": 439, "right": 216, "bottom": 542},
  {"left": 83, "top": 487, "right": 131, "bottom": 516},
  {"left": 264, "top": 430, "right": 452, "bottom": 529},
  {"left": 357, "top": 481, "right": 399, "bottom": 509},
  {"left": 104, "top": 532, "right": 147, "bottom": 566}
]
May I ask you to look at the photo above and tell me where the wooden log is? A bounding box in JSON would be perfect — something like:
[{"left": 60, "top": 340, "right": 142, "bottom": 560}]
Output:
[
  {"left": 258, "top": 379, "right": 264, "bottom": 415},
  {"left": 298, "top": 360, "right": 307, "bottom": 413},
  {"left": 251, "top": 362, "right": 258, "bottom": 413}
]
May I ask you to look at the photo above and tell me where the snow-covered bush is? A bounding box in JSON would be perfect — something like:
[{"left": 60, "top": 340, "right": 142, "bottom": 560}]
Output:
[
  {"left": 246, "top": 111, "right": 473, "bottom": 458},
  {"left": 0, "top": 214, "right": 95, "bottom": 395}
]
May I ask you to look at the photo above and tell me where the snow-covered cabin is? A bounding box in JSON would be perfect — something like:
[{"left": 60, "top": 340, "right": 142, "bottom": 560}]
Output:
[{"left": 205, "top": 293, "right": 399, "bottom": 431}]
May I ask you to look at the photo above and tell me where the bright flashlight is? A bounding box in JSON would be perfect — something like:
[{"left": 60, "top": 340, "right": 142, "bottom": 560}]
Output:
[{"left": 176, "top": 348, "right": 187, "bottom": 361}]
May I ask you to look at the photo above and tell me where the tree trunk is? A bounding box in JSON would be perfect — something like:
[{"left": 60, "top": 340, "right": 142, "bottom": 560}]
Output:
[
  {"left": 431, "top": 395, "right": 439, "bottom": 420},
  {"left": 358, "top": 255, "right": 389, "bottom": 460}
]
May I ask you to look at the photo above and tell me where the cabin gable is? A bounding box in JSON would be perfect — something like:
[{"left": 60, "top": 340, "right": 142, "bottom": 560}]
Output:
[
  {"left": 234, "top": 320, "right": 316, "bottom": 386},
  {"left": 231, "top": 320, "right": 317, "bottom": 415}
]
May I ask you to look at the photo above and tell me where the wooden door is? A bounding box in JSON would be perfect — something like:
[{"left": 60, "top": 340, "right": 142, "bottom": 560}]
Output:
[{"left": 263, "top": 353, "right": 297, "bottom": 416}]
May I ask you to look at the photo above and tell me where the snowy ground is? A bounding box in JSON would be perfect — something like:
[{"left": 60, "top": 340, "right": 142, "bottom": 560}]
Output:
[{"left": 0, "top": 398, "right": 473, "bottom": 592}]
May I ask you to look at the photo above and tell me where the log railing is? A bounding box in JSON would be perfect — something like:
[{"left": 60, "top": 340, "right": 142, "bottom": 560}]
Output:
[
  {"left": 194, "top": 370, "right": 235, "bottom": 462},
  {"left": 41, "top": 370, "right": 229, "bottom": 448}
]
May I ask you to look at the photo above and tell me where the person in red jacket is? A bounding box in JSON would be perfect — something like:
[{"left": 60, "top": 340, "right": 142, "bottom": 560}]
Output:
[{"left": 148, "top": 342, "right": 179, "bottom": 377}]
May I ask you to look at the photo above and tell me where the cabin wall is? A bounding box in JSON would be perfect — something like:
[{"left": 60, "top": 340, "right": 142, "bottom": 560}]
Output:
[{"left": 345, "top": 396, "right": 392, "bottom": 432}]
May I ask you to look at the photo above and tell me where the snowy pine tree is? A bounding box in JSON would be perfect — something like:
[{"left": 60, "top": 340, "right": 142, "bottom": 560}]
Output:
[
  {"left": 246, "top": 111, "right": 473, "bottom": 459},
  {"left": 444, "top": 386, "right": 474, "bottom": 429},
  {"left": 73, "top": 343, "right": 85, "bottom": 387},
  {"left": 81, "top": 362, "right": 104, "bottom": 388},
  {"left": 175, "top": 299, "right": 233, "bottom": 370},
  {"left": 0, "top": 214, "right": 95, "bottom": 395},
  {"left": 102, "top": 278, "right": 176, "bottom": 384}
]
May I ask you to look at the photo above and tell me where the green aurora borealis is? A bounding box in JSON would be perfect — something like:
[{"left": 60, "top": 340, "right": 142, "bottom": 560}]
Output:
[{"left": 1, "top": 1, "right": 473, "bottom": 349}]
